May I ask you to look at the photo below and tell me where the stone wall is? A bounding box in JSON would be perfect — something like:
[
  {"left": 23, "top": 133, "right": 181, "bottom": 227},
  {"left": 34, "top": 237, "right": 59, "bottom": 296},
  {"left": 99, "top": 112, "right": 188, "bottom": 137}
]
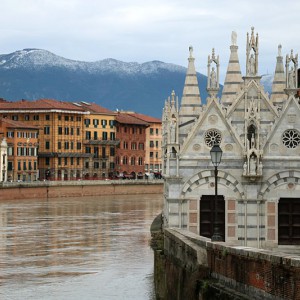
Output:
[
  {"left": 158, "top": 228, "right": 300, "bottom": 300},
  {"left": 0, "top": 180, "right": 163, "bottom": 200}
]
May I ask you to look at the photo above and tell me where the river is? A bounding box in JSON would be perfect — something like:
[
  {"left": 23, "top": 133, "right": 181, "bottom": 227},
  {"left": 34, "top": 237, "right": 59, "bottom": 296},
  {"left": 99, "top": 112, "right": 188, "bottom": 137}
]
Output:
[{"left": 0, "top": 194, "right": 163, "bottom": 300}]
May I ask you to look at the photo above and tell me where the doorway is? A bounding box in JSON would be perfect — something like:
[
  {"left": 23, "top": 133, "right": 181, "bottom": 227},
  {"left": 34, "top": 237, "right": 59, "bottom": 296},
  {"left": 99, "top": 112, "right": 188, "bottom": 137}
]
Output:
[{"left": 200, "top": 195, "right": 225, "bottom": 241}]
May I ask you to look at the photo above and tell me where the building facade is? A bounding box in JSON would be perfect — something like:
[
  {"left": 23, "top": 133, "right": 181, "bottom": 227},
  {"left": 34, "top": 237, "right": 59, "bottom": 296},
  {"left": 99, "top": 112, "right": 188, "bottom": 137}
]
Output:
[
  {"left": 129, "top": 113, "right": 162, "bottom": 176},
  {"left": 0, "top": 118, "right": 39, "bottom": 182},
  {"left": 115, "top": 112, "right": 149, "bottom": 178},
  {"left": 162, "top": 28, "right": 300, "bottom": 249}
]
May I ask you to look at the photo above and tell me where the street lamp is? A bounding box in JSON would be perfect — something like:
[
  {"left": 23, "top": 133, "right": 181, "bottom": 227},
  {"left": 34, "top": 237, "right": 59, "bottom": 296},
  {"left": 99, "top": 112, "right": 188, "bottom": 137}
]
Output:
[{"left": 210, "top": 144, "right": 223, "bottom": 242}]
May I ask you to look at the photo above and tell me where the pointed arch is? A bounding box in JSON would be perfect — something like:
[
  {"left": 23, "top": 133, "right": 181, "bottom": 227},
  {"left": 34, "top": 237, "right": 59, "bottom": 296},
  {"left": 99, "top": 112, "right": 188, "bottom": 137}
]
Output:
[
  {"left": 181, "top": 169, "right": 245, "bottom": 199},
  {"left": 259, "top": 170, "right": 300, "bottom": 199}
]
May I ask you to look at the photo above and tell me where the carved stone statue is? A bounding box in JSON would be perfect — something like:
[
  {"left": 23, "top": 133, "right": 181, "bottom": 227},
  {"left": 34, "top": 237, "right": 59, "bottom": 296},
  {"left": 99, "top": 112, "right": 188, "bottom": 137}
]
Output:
[
  {"left": 249, "top": 155, "right": 257, "bottom": 175},
  {"left": 258, "top": 161, "right": 263, "bottom": 175},
  {"left": 243, "top": 162, "right": 247, "bottom": 176},
  {"left": 170, "top": 120, "right": 176, "bottom": 143},
  {"left": 210, "top": 67, "right": 217, "bottom": 88},
  {"left": 288, "top": 66, "right": 296, "bottom": 88},
  {"left": 248, "top": 54, "right": 255, "bottom": 75}
]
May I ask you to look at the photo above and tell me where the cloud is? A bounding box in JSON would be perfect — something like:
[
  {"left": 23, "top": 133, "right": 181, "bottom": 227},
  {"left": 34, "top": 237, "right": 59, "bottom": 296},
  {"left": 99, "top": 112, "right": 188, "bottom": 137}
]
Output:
[{"left": 0, "top": 0, "right": 299, "bottom": 82}]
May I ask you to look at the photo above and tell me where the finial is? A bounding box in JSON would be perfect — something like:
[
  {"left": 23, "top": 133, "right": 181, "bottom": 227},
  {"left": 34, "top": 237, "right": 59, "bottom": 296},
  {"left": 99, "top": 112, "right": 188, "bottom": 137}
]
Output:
[
  {"left": 231, "top": 31, "right": 237, "bottom": 45},
  {"left": 278, "top": 44, "right": 282, "bottom": 56},
  {"left": 212, "top": 48, "right": 215, "bottom": 59},
  {"left": 189, "top": 46, "right": 193, "bottom": 58}
]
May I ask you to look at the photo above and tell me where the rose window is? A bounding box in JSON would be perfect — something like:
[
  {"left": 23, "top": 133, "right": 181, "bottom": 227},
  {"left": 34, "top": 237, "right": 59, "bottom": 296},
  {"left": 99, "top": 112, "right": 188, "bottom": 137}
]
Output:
[
  {"left": 282, "top": 129, "right": 300, "bottom": 148},
  {"left": 204, "top": 129, "right": 222, "bottom": 147}
]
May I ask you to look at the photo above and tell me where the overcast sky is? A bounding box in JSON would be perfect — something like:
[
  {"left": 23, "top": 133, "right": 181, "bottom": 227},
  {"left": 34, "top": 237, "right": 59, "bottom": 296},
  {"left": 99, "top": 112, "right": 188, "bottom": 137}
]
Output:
[{"left": 1, "top": 0, "right": 299, "bottom": 81}]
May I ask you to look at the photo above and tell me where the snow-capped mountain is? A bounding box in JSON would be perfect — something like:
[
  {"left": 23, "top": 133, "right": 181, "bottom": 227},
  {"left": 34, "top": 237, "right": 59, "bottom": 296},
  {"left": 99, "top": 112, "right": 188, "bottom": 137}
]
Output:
[
  {"left": 0, "top": 48, "right": 275, "bottom": 118},
  {"left": 0, "top": 48, "right": 208, "bottom": 118}
]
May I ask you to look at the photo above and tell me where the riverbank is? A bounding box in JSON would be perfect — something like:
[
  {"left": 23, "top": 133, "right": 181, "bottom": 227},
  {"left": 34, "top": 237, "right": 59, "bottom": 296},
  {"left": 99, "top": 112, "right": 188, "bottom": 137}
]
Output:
[{"left": 0, "top": 179, "right": 163, "bottom": 200}]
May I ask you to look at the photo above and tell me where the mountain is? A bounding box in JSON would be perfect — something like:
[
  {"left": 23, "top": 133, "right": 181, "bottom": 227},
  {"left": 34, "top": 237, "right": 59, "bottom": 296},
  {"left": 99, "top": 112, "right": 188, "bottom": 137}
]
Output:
[{"left": 0, "top": 49, "right": 210, "bottom": 118}]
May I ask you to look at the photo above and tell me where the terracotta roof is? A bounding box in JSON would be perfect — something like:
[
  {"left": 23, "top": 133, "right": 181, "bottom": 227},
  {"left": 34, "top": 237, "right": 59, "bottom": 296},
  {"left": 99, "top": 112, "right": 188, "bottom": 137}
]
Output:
[
  {"left": 75, "top": 101, "right": 116, "bottom": 115},
  {"left": 128, "top": 112, "right": 161, "bottom": 123},
  {"left": 0, "top": 118, "right": 40, "bottom": 130},
  {"left": 115, "top": 112, "right": 149, "bottom": 126},
  {"left": 0, "top": 98, "right": 86, "bottom": 112}
]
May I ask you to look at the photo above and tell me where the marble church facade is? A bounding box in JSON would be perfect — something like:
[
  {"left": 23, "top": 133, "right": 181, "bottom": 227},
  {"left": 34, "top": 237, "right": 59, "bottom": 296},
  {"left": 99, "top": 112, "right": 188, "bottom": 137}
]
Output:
[{"left": 162, "top": 27, "right": 300, "bottom": 249}]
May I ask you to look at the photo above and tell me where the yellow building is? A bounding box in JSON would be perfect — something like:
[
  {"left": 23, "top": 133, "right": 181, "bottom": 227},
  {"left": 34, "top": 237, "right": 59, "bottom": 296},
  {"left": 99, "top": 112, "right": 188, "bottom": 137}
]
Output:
[
  {"left": 76, "top": 102, "right": 118, "bottom": 179},
  {"left": 0, "top": 99, "right": 89, "bottom": 180}
]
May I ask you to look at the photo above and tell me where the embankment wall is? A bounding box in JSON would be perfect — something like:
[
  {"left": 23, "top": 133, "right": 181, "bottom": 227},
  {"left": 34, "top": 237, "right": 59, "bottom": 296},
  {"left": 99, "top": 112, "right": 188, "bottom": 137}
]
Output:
[{"left": 0, "top": 180, "right": 163, "bottom": 200}]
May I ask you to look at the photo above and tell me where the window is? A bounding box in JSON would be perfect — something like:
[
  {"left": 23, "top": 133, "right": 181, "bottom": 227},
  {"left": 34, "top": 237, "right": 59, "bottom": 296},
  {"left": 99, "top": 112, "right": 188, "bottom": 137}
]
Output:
[
  {"left": 110, "top": 162, "right": 115, "bottom": 169},
  {"left": 150, "top": 152, "right": 154, "bottom": 158},
  {"left": 58, "top": 127, "right": 63, "bottom": 135},
  {"left": 93, "top": 119, "right": 99, "bottom": 128},
  {"left": 94, "top": 162, "right": 100, "bottom": 169},
  {"left": 45, "top": 157, "right": 50, "bottom": 166},
  {"left": 131, "top": 157, "right": 135, "bottom": 165},
  {"left": 71, "top": 141, "right": 74, "bottom": 150},
  {"left": 70, "top": 157, "right": 74, "bottom": 165},
  {"left": 282, "top": 129, "right": 300, "bottom": 148},
  {"left": 124, "top": 127, "right": 127, "bottom": 133},
  {"left": 23, "top": 161, "right": 27, "bottom": 170},
  {"left": 86, "top": 131, "right": 91, "bottom": 140},
  {"left": 58, "top": 157, "right": 62, "bottom": 165},
  {"left": 65, "top": 116, "right": 69, "bottom": 121},
  {"left": 122, "top": 156, "right": 128, "bottom": 165},
  {"left": 44, "top": 126, "right": 50, "bottom": 135},
  {"left": 8, "top": 161, "right": 13, "bottom": 171},
  {"left": 12, "top": 115, "right": 18, "bottom": 121},
  {"left": 139, "top": 143, "right": 144, "bottom": 150},
  {"left": 25, "top": 115, "right": 30, "bottom": 121},
  {"left": 102, "top": 147, "right": 106, "bottom": 158},
  {"left": 156, "top": 141, "right": 159, "bottom": 147},
  {"left": 150, "top": 128, "right": 154, "bottom": 135},
  {"left": 94, "top": 131, "right": 98, "bottom": 140},
  {"left": 64, "top": 157, "right": 68, "bottom": 165},
  {"left": 156, "top": 128, "right": 159, "bottom": 135},
  {"left": 58, "top": 141, "right": 62, "bottom": 150},
  {"left": 123, "top": 141, "right": 128, "bottom": 149},
  {"left": 110, "top": 132, "right": 115, "bottom": 140},
  {"left": 102, "top": 132, "right": 107, "bottom": 140},
  {"left": 76, "top": 116, "right": 81, "bottom": 122},
  {"left": 109, "top": 120, "right": 115, "bottom": 128},
  {"left": 101, "top": 119, "right": 107, "bottom": 128},
  {"left": 33, "top": 115, "right": 39, "bottom": 121},
  {"left": 70, "top": 127, "right": 74, "bottom": 135},
  {"left": 45, "top": 141, "right": 50, "bottom": 150},
  {"left": 77, "top": 157, "right": 80, "bottom": 165},
  {"left": 139, "top": 128, "right": 143, "bottom": 134},
  {"left": 77, "top": 127, "right": 80, "bottom": 135},
  {"left": 64, "top": 127, "right": 69, "bottom": 135},
  {"left": 150, "top": 141, "right": 154, "bottom": 148},
  {"left": 204, "top": 129, "right": 222, "bottom": 147},
  {"left": 34, "top": 161, "right": 37, "bottom": 170},
  {"left": 138, "top": 157, "right": 143, "bottom": 165},
  {"left": 58, "top": 115, "right": 62, "bottom": 121},
  {"left": 18, "top": 161, "right": 21, "bottom": 170},
  {"left": 102, "top": 161, "right": 106, "bottom": 169},
  {"left": 77, "top": 142, "right": 81, "bottom": 150},
  {"left": 7, "top": 131, "right": 14, "bottom": 138},
  {"left": 110, "top": 147, "right": 115, "bottom": 156},
  {"left": 70, "top": 116, "right": 74, "bottom": 121},
  {"left": 45, "top": 115, "right": 50, "bottom": 121},
  {"left": 131, "top": 142, "right": 137, "bottom": 150},
  {"left": 115, "top": 156, "right": 120, "bottom": 165},
  {"left": 132, "top": 127, "right": 136, "bottom": 134},
  {"left": 84, "top": 119, "right": 90, "bottom": 127},
  {"left": 85, "top": 146, "right": 91, "bottom": 154},
  {"left": 64, "top": 142, "right": 69, "bottom": 150}
]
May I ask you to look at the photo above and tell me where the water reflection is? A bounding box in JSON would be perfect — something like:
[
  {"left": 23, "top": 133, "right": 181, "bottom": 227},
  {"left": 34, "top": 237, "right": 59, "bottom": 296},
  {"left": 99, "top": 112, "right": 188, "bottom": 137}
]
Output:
[{"left": 0, "top": 194, "right": 163, "bottom": 300}]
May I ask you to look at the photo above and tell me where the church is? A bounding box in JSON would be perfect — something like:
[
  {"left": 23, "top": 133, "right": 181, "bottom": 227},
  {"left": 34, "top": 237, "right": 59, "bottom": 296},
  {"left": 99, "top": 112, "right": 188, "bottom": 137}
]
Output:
[{"left": 162, "top": 27, "right": 300, "bottom": 249}]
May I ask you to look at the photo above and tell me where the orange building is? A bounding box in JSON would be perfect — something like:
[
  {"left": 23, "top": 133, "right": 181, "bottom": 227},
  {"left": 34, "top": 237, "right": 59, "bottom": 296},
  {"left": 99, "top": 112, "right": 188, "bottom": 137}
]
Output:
[
  {"left": 0, "top": 98, "right": 89, "bottom": 180},
  {"left": 0, "top": 118, "right": 39, "bottom": 182},
  {"left": 115, "top": 112, "right": 149, "bottom": 179}
]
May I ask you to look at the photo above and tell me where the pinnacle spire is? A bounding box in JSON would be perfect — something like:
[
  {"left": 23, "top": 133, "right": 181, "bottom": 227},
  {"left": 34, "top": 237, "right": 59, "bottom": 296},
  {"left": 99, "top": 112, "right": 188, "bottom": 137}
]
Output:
[
  {"left": 221, "top": 31, "right": 243, "bottom": 107},
  {"left": 178, "top": 46, "right": 202, "bottom": 141},
  {"left": 270, "top": 44, "right": 287, "bottom": 106}
]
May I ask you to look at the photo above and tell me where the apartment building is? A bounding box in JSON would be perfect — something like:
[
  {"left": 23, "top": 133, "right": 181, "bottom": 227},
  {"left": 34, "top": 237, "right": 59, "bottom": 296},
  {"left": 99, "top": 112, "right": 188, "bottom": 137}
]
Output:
[
  {"left": 128, "top": 113, "right": 162, "bottom": 176},
  {"left": 0, "top": 98, "right": 89, "bottom": 180},
  {"left": 0, "top": 118, "right": 39, "bottom": 182},
  {"left": 77, "top": 101, "right": 118, "bottom": 179},
  {"left": 115, "top": 112, "right": 149, "bottom": 178}
]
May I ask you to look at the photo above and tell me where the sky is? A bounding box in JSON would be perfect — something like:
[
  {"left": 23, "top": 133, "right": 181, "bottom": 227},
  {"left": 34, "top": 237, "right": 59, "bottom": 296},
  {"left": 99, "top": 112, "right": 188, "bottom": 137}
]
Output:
[{"left": 1, "top": 0, "right": 299, "bottom": 82}]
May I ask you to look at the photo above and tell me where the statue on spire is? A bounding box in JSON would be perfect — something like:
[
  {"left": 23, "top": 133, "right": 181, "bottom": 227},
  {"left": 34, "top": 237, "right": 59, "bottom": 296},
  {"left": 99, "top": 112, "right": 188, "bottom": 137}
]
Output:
[
  {"left": 285, "top": 49, "right": 298, "bottom": 91},
  {"left": 246, "top": 27, "right": 259, "bottom": 76},
  {"left": 207, "top": 48, "right": 220, "bottom": 98}
]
